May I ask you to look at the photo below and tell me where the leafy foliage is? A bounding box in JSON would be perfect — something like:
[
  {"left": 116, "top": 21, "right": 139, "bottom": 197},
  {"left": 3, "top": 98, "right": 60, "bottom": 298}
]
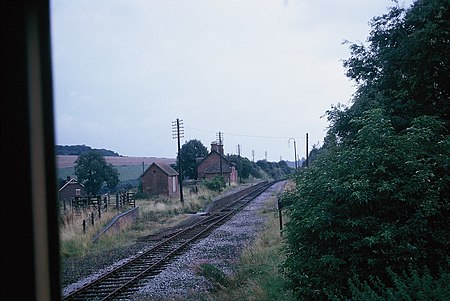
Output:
[
  {"left": 174, "top": 139, "right": 292, "bottom": 182},
  {"left": 256, "top": 160, "right": 293, "bottom": 180},
  {"left": 197, "top": 263, "right": 229, "bottom": 290},
  {"left": 282, "top": 1, "right": 450, "bottom": 300},
  {"left": 343, "top": 0, "right": 449, "bottom": 132},
  {"left": 227, "top": 154, "right": 252, "bottom": 179},
  {"left": 175, "top": 139, "right": 209, "bottom": 180},
  {"left": 74, "top": 151, "right": 120, "bottom": 195},
  {"left": 282, "top": 111, "right": 449, "bottom": 299},
  {"left": 227, "top": 155, "right": 294, "bottom": 181},
  {"left": 349, "top": 267, "right": 450, "bottom": 301},
  {"left": 204, "top": 176, "right": 227, "bottom": 192}
]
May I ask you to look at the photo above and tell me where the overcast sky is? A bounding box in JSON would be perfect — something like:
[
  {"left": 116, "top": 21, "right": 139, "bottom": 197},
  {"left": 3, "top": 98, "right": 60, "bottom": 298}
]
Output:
[{"left": 50, "top": 0, "right": 414, "bottom": 162}]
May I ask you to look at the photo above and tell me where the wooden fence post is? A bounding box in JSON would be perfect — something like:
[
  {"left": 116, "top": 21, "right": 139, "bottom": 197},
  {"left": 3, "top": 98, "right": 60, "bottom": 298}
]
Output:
[{"left": 277, "top": 198, "right": 283, "bottom": 237}]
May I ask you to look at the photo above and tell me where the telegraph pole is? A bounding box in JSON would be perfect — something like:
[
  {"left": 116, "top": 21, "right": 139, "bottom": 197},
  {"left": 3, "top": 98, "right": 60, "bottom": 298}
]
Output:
[
  {"left": 288, "top": 138, "right": 297, "bottom": 170},
  {"left": 306, "top": 133, "right": 309, "bottom": 167},
  {"left": 237, "top": 144, "right": 242, "bottom": 183},
  {"left": 172, "top": 118, "right": 184, "bottom": 203},
  {"left": 216, "top": 131, "right": 223, "bottom": 176}
]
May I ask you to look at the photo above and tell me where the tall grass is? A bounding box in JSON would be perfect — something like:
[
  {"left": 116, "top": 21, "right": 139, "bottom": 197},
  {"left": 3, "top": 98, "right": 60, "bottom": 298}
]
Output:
[
  {"left": 59, "top": 183, "right": 235, "bottom": 258},
  {"left": 199, "top": 195, "right": 295, "bottom": 301},
  {"left": 59, "top": 208, "right": 120, "bottom": 257}
]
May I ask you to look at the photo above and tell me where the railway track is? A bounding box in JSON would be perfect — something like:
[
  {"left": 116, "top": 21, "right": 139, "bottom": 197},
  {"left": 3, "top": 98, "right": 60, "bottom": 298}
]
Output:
[{"left": 62, "top": 180, "right": 280, "bottom": 301}]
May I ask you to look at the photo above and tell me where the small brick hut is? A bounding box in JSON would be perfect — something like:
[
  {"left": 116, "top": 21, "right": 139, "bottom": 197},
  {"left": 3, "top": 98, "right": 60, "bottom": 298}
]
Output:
[
  {"left": 59, "top": 177, "right": 85, "bottom": 202},
  {"left": 140, "top": 162, "right": 179, "bottom": 197},
  {"left": 197, "top": 142, "right": 238, "bottom": 184}
]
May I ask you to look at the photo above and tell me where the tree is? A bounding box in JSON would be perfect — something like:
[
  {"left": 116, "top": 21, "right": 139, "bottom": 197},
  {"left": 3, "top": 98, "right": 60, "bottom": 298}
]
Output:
[
  {"left": 277, "top": 160, "right": 293, "bottom": 175},
  {"left": 283, "top": 110, "right": 449, "bottom": 300},
  {"left": 343, "top": 0, "right": 450, "bottom": 132},
  {"left": 282, "top": 1, "right": 450, "bottom": 299},
  {"left": 176, "top": 139, "right": 208, "bottom": 180},
  {"left": 227, "top": 155, "right": 254, "bottom": 180},
  {"left": 104, "top": 163, "right": 120, "bottom": 192},
  {"left": 256, "top": 159, "right": 292, "bottom": 180},
  {"left": 74, "top": 151, "right": 120, "bottom": 195}
]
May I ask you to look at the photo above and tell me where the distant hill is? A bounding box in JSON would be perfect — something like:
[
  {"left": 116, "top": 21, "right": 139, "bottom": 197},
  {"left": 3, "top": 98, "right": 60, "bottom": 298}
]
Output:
[
  {"left": 56, "top": 155, "right": 176, "bottom": 168},
  {"left": 56, "top": 144, "right": 120, "bottom": 156},
  {"left": 56, "top": 156, "right": 177, "bottom": 184}
]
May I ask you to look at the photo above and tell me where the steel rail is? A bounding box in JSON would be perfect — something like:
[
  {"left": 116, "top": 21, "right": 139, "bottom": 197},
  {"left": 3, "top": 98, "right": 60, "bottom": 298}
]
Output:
[{"left": 62, "top": 180, "right": 279, "bottom": 300}]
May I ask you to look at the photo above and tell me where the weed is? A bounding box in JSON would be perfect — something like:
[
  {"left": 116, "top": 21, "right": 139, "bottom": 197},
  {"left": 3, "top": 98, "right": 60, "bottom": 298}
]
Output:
[
  {"left": 197, "top": 263, "right": 229, "bottom": 290},
  {"left": 203, "top": 195, "right": 295, "bottom": 301},
  {"left": 59, "top": 183, "right": 227, "bottom": 259}
]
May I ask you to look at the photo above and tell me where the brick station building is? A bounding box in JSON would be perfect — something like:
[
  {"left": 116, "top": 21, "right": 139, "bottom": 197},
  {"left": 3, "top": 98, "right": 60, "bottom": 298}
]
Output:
[
  {"left": 197, "top": 142, "right": 238, "bottom": 184},
  {"left": 140, "top": 162, "right": 179, "bottom": 197}
]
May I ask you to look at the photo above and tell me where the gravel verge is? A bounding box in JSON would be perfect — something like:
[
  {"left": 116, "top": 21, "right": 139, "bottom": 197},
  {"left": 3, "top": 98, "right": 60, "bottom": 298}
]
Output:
[{"left": 61, "top": 180, "right": 287, "bottom": 300}]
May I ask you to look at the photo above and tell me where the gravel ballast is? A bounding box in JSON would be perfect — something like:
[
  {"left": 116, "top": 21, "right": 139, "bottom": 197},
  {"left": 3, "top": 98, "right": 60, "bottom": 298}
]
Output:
[{"left": 62, "top": 181, "right": 287, "bottom": 300}]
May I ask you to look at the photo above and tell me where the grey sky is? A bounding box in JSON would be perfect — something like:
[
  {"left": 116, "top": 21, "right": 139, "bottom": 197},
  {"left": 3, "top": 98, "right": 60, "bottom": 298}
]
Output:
[{"left": 50, "top": 0, "right": 414, "bottom": 162}]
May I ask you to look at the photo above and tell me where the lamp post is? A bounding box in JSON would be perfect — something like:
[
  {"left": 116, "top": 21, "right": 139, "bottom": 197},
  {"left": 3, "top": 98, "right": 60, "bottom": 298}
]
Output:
[{"left": 288, "top": 138, "right": 297, "bottom": 170}]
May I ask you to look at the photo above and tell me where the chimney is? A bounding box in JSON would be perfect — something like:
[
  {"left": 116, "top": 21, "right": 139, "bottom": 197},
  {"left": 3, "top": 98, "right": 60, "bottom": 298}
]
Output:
[{"left": 211, "top": 142, "right": 224, "bottom": 155}]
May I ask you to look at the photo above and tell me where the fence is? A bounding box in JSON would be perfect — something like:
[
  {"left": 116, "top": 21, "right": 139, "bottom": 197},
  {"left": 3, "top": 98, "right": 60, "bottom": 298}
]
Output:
[
  {"left": 115, "top": 190, "right": 135, "bottom": 209},
  {"left": 71, "top": 195, "right": 108, "bottom": 233},
  {"left": 60, "top": 190, "right": 136, "bottom": 234}
]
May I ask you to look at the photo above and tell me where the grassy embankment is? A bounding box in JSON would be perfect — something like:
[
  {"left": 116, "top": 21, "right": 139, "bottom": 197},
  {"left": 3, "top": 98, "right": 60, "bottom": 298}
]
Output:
[
  {"left": 59, "top": 182, "right": 242, "bottom": 258},
  {"left": 59, "top": 179, "right": 296, "bottom": 300},
  {"left": 197, "top": 180, "right": 296, "bottom": 301}
]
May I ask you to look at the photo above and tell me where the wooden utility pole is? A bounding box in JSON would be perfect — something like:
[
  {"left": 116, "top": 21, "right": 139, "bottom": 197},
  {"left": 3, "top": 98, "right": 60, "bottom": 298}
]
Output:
[
  {"left": 172, "top": 118, "right": 184, "bottom": 203},
  {"left": 237, "top": 144, "right": 242, "bottom": 183},
  {"left": 306, "top": 133, "right": 309, "bottom": 167},
  {"left": 277, "top": 198, "right": 283, "bottom": 237},
  {"left": 217, "top": 131, "right": 223, "bottom": 176},
  {"left": 289, "top": 138, "right": 297, "bottom": 170}
]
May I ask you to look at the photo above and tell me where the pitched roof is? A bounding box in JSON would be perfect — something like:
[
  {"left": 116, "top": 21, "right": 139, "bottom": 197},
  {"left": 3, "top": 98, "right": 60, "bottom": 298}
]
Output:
[
  {"left": 198, "top": 150, "right": 232, "bottom": 174},
  {"left": 58, "top": 178, "right": 84, "bottom": 192},
  {"left": 141, "top": 162, "right": 179, "bottom": 177},
  {"left": 204, "top": 149, "right": 228, "bottom": 161},
  {"left": 203, "top": 162, "right": 232, "bottom": 174}
]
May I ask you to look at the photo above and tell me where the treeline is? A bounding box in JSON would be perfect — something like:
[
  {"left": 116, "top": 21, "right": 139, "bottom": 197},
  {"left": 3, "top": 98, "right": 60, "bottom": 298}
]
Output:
[
  {"left": 227, "top": 154, "right": 294, "bottom": 181},
  {"left": 172, "top": 139, "right": 295, "bottom": 182},
  {"left": 282, "top": 1, "right": 449, "bottom": 300},
  {"left": 56, "top": 145, "right": 120, "bottom": 157}
]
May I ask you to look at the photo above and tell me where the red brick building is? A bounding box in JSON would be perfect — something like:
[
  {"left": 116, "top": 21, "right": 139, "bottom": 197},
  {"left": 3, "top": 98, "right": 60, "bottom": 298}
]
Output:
[
  {"left": 140, "top": 162, "right": 179, "bottom": 197},
  {"left": 197, "top": 142, "right": 238, "bottom": 184},
  {"left": 58, "top": 177, "right": 85, "bottom": 202}
]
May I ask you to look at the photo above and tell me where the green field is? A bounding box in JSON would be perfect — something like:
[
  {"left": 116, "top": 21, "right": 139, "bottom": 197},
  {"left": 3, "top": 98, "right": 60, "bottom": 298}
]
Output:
[{"left": 57, "top": 165, "right": 145, "bottom": 183}]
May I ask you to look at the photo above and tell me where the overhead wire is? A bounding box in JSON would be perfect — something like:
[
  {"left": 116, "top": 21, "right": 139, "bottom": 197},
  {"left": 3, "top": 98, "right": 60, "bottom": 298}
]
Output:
[{"left": 184, "top": 126, "right": 305, "bottom": 140}]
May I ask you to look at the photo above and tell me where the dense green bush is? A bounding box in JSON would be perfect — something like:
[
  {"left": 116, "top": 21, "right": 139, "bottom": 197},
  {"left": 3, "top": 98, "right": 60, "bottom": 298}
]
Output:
[
  {"left": 204, "top": 176, "right": 227, "bottom": 192},
  {"left": 282, "top": 111, "right": 449, "bottom": 300},
  {"left": 349, "top": 267, "right": 450, "bottom": 301},
  {"left": 281, "top": 1, "right": 450, "bottom": 299}
]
